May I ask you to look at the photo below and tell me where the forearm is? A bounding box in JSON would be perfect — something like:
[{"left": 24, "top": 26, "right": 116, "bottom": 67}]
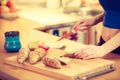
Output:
[
  {"left": 94, "top": 12, "right": 104, "bottom": 25},
  {"left": 101, "top": 32, "right": 120, "bottom": 54}
]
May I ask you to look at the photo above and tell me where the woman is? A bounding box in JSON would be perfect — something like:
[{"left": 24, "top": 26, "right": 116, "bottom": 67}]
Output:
[{"left": 72, "top": 0, "right": 120, "bottom": 59}]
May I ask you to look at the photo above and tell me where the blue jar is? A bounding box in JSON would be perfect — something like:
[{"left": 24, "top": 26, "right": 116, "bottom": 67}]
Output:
[{"left": 4, "top": 31, "right": 21, "bottom": 52}]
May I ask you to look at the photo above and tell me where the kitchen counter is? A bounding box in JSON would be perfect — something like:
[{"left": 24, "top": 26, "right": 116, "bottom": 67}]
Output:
[
  {"left": 0, "top": 18, "right": 120, "bottom": 80},
  {"left": 18, "top": 5, "right": 103, "bottom": 44},
  {"left": 19, "top": 6, "right": 82, "bottom": 30}
]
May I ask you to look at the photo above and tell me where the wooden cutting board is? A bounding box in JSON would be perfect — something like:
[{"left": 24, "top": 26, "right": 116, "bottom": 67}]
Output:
[{"left": 5, "top": 49, "right": 115, "bottom": 80}]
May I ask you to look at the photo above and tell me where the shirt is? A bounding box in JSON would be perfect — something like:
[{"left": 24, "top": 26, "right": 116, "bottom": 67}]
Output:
[{"left": 99, "top": 0, "right": 120, "bottom": 29}]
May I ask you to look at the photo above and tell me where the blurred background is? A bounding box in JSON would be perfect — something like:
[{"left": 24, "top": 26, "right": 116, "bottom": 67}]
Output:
[{"left": 0, "top": 0, "right": 103, "bottom": 45}]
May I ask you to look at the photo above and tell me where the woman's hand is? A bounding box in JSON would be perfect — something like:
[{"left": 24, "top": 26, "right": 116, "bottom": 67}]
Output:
[
  {"left": 71, "top": 18, "right": 97, "bottom": 32},
  {"left": 71, "top": 12, "right": 104, "bottom": 32},
  {"left": 74, "top": 45, "right": 107, "bottom": 60}
]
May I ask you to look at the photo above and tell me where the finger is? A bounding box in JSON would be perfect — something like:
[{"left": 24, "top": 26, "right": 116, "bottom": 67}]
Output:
[
  {"left": 74, "top": 50, "right": 84, "bottom": 59},
  {"left": 74, "top": 49, "right": 82, "bottom": 55},
  {"left": 82, "top": 52, "right": 95, "bottom": 60},
  {"left": 72, "top": 22, "right": 82, "bottom": 29},
  {"left": 82, "top": 55, "right": 95, "bottom": 60},
  {"left": 72, "top": 21, "right": 86, "bottom": 30},
  {"left": 74, "top": 47, "right": 90, "bottom": 58},
  {"left": 76, "top": 51, "right": 85, "bottom": 59},
  {"left": 77, "top": 49, "right": 91, "bottom": 59},
  {"left": 80, "top": 50, "right": 95, "bottom": 59},
  {"left": 80, "top": 52, "right": 90, "bottom": 58},
  {"left": 78, "top": 27, "right": 88, "bottom": 32}
]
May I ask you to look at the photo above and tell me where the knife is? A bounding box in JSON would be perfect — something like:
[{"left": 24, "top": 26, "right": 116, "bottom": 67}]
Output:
[{"left": 57, "top": 27, "right": 86, "bottom": 41}]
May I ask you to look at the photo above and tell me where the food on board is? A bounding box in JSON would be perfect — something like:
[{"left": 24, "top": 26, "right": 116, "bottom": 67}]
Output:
[
  {"left": 43, "top": 56, "right": 62, "bottom": 69},
  {"left": 28, "top": 48, "right": 46, "bottom": 64},
  {"left": 17, "top": 48, "right": 30, "bottom": 64}
]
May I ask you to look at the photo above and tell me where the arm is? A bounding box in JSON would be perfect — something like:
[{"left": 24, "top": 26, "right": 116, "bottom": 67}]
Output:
[
  {"left": 102, "top": 32, "right": 120, "bottom": 54},
  {"left": 94, "top": 12, "right": 104, "bottom": 25},
  {"left": 74, "top": 32, "right": 120, "bottom": 59},
  {"left": 71, "top": 12, "right": 104, "bottom": 32}
]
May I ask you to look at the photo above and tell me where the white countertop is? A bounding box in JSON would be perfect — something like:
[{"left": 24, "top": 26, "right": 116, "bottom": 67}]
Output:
[{"left": 19, "top": 5, "right": 81, "bottom": 26}]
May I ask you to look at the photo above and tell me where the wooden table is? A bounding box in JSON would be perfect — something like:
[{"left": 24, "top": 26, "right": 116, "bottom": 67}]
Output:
[{"left": 0, "top": 18, "right": 120, "bottom": 80}]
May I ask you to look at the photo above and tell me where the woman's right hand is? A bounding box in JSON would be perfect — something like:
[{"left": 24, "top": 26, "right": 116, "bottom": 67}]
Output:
[{"left": 71, "top": 18, "right": 97, "bottom": 32}]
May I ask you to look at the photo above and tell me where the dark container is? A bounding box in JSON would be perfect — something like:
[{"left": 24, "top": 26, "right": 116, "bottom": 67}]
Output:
[{"left": 4, "top": 31, "right": 21, "bottom": 52}]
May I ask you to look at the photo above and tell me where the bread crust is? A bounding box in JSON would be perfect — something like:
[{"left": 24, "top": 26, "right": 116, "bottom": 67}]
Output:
[
  {"left": 17, "top": 48, "right": 30, "bottom": 64},
  {"left": 43, "top": 56, "right": 61, "bottom": 69},
  {"left": 28, "top": 48, "right": 46, "bottom": 64}
]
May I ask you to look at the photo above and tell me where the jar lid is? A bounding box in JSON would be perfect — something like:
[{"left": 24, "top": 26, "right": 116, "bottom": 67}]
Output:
[
  {"left": 5, "top": 31, "right": 19, "bottom": 37},
  {"left": 11, "top": 31, "right": 19, "bottom": 36}
]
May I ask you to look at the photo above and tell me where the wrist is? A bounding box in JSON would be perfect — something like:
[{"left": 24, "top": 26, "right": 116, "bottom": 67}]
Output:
[
  {"left": 99, "top": 46, "right": 109, "bottom": 57},
  {"left": 94, "top": 13, "right": 104, "bottom": 25}
]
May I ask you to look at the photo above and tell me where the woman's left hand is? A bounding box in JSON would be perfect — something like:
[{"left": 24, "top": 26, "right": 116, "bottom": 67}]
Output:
[{"left": 74, "top": 45, "right": 107, "bottom": 60}]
